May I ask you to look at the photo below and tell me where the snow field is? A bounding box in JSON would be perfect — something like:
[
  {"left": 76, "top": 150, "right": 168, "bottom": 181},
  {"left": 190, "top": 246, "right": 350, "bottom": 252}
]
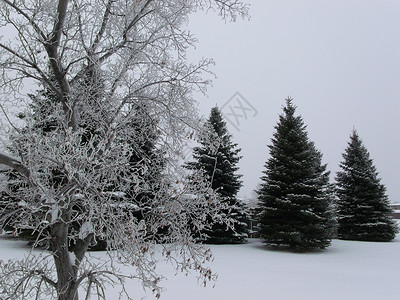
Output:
[{"left": 1, "top": 235, "right": 399, "bottom": 300}]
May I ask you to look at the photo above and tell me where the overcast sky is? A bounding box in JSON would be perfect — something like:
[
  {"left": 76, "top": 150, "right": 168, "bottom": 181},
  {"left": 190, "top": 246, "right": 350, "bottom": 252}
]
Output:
[{"left": 187, "top": 0, "right": 400, "bottom": 202}]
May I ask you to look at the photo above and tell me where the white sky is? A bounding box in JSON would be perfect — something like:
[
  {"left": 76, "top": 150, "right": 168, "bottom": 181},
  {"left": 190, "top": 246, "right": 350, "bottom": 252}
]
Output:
[
  {"left": 187, "top": 0, "right": 400, "bottom": 202},
  {"left": 0, "top": 1, "right": 398, "bottom": 203}
]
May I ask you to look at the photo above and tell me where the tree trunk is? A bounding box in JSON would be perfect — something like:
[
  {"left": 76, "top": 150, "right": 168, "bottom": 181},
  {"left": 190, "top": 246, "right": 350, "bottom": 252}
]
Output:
[{"left": 50, "top": 217, "right": 79, "bottom": 300}]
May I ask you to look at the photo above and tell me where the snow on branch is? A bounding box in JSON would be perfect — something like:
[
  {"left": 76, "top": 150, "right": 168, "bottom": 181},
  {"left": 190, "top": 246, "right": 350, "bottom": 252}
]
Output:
[
  {"left": 0, "top": 0, "right": 249, "bottom": 298},
  {"left": 0, "top": 152, "right": 29, "bottom": 177}
]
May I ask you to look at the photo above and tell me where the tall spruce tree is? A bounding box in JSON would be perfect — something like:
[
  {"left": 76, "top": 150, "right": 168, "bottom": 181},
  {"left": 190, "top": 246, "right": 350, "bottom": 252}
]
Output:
[
  {"left": 185, "top": 107, "right": 248, "bottom": 243},
  {"left": 335, "top": 130, "right": 398, "bottom": 241},
  {"left": 257, "top": 98, "right": 335, "bottom": 251}
]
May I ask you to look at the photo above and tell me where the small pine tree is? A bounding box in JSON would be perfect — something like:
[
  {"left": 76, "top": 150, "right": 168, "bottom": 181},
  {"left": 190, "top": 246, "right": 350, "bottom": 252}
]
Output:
[
  {"left": 185, "top": 107, "right": 248, "bottom": 243},
  {"left": 335, "top": 130, "right": 398, "bottom": 241},
  {"left": 257, "top": 98, "right": 335, "bottom": 251}
]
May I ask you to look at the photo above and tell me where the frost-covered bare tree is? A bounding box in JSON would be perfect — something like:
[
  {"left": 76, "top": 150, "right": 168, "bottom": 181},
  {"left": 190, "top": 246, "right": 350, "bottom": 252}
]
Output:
[{"left": 0, "top": 1, "right": 249, "bottom": 299}]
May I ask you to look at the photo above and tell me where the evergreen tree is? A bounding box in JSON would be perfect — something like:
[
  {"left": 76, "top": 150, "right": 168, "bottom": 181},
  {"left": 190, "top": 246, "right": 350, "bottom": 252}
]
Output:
[
  {"left": 257, "top": 98, "right": 335, "bottom": 251},
  {"left": 335, "top": 130, "right": 398, "bottom": 241},
  {"left": 125, "top": 104, "right": 169, "bottom": 235},
  {"left": 1, "top": 81, "right": 168, "bottom": 249},
  {"left": 186, "top": 107, "right": 248, "bottom": 243},
  {"left": 0, "top": 77, "right": 62, "bottom": 242},
  {"left": 85, "top": 103, "right": 169, "bottom": 250}
]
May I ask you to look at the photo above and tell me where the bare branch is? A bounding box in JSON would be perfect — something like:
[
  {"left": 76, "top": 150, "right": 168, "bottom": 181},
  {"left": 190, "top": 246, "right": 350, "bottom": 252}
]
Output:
[
  {"left": 90, "top": 0, "right": 114, "bottom": 53},
  {"left": 31, "top": 270, "right": 57, "bottom": 288},
  {"left": 1, "top": 0, "right": 48, "bottom": 42},
  {"left": 0, "top": 42, "right": 38, "bottom": 71},
  {"left": 49, "top": 0, "right": 69, "bottom": 49},
  {"left": 0, "top": 152, "right": 29, "bottom": 178},
  {"left": 70, "top": 0, "right": 154, "bottom": 86},
  {"left": 0, "top": 42, "right": 60, "bottom": 97}
]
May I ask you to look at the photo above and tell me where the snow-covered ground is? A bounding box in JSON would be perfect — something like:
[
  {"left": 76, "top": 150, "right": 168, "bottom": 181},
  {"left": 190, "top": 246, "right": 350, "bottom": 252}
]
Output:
[{"left": 1, "top": 234, "right": 399, "bottom": 300}]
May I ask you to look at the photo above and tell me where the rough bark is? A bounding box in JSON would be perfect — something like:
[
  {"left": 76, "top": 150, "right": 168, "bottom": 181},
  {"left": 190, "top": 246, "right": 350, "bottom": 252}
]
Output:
[{"left": 50, "top": 210, "right": 79, "bottom": 300}]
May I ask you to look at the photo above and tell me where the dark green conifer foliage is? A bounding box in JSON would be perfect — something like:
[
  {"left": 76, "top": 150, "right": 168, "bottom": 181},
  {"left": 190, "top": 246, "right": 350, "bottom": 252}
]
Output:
[
  {"left": 89, "top": 104, "right": 168, "bottom": 250},
  {"left": 1, "top": 78, "right": 167, "bottom": 248},
  {"left": 0, "top": 77, "right": 61, "bottom": 242},
  {"left": 335, "top": 130, "right": 398, "bottom": 242},
  {"left": 257, "top": 98, "right": 335, "bottom": 251},
  {"left": 125, "top": 105, "right": 168, "bottom": 226},
  {"left": 186, "top": 107, "right": 248, "bottom": 243}
]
